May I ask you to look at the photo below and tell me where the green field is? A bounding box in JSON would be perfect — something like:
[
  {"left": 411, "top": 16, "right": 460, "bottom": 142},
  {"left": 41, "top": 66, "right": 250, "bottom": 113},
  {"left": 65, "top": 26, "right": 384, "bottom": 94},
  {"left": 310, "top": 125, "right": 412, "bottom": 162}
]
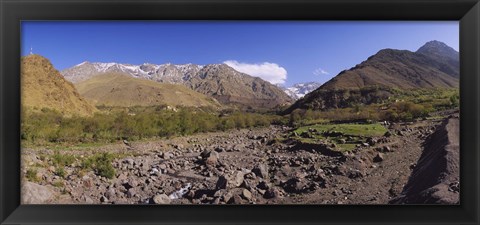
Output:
[
  {"left": 291, "top": 123, "right": 388, "bottom": 151},
  {"left": 294, "top": 123, "right": 387, "bottom": 137}
]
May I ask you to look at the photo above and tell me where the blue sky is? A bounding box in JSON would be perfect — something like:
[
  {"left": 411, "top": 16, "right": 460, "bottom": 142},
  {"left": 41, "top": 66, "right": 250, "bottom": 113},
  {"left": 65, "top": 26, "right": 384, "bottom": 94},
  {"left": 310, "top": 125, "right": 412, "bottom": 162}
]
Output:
[{"left": 21, "top": 21, "right": 458, "bottom": 87}]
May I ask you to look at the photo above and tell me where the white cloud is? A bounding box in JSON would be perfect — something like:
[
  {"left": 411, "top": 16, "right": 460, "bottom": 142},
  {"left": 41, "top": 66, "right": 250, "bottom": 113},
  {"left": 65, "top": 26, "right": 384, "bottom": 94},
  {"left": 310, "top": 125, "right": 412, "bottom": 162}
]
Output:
[
  {"left": 313, "top": 67, "right": 330, "bottom": 76},
  {"left": 223, "top": 60, "right": 287, "bottom": 85}
]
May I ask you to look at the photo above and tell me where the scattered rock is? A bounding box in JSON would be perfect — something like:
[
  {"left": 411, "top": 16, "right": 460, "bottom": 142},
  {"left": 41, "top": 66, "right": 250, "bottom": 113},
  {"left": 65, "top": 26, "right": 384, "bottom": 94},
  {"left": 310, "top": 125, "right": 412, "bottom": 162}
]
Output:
[
  {"left": 257, "top": 181, "right": 270, "bottom": 190},
  {"left": 373, "top": 153, "right": 384, "bottom": 162},
  {"left": 367, "top": 137, "right": 377, "bottom": 146},
  {"left": 231, "top": 194, "right": 243, "bottom": 204},
  {"left": 204, "top": 151, "right": 219, "bottom": 166},
  {"left": 281, "top": 178, "right": 311, "bottom": 193},
  {"left": 21, "top": 118, "right": 454, "bottom": 205},
  {"left": 223, "top": 191, "right": 233, "bottom": 203},
  {"left": 100, "top": 195, "right": 108, "bottom": 203},
  {"left": 264, "top": 187, "right": 280, "bottom": 199},
  {"left": 124, "top": 158, "right": 134, "bottom": 165},
  {"left": 216, "top": 176, "right": 228, "bottom": 190},
  {"left": 200, "top": 149, "right": 211, "bottom": 158},
  {"left": 105, "top": 188, "right": 116, "bottom": 199},
  {"left": 242, "top": 189, "right": 252, "bottom": 200},
  {"left": 214, "top": 147, "right": 225, "bottom": 153},
  {"left": 347, "top": 170, "right": 364, "bottom": 179},
  {"left": 252, "top": 163, "right": 269, "bottom": 179},
  {"left": 126, "top": 188, "right": 136, "bottom": 198},
  {"left": 231, "top": 171, "right": 245, "bottom": 187},
  {"left": 21, "top": 182, "right": 54, "bottom": 204},
  {"left": 384, "top": 131, "right": 392, "bottom": 137},
  {"left": 84, "top": 196, "right": 94, "bottom": 204},
  {"left": 409, "top": 163, "right": 417, "bottom": 170},
  {"left": 153, "top": 194, "right": 171, "bottom": 204},
  {"left": 163, "top": 152, "right": 173, "bottom": 160}
]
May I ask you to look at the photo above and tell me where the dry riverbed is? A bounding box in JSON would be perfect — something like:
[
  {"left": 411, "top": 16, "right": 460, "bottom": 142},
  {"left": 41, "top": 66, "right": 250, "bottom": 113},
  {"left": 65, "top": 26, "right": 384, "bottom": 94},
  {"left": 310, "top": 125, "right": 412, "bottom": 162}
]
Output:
[{"left": 21, "top": 115, "right": 459, "bottom": 204}]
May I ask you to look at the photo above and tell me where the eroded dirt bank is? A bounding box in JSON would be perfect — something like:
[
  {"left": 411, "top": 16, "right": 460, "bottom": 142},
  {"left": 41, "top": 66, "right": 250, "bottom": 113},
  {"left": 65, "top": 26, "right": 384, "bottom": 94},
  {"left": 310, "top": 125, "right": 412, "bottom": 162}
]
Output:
[
  {"left": 390, "top": 115, "right": 460, "bottom": 204},
  {"left": 21, "top": 116, "right": 459, "bottom": 204}
]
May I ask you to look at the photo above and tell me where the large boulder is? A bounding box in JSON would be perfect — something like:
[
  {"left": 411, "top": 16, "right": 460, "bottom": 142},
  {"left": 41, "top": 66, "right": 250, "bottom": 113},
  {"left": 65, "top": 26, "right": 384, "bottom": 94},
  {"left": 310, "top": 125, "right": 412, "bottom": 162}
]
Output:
[
  {"left": 252, "top": 163, "right": 269, "bottom": 179},
  {"left": 152, "top": 194, "right": 171, "bottom": 204},
  {"left": 21, "top": 182, "right": 54, "bottom": 204},
  {"left": 203, "top": 151, "right": 219, "bottom": 167},
  {"left": 230, "top": 171, "right": 245, "bottom": 188}
]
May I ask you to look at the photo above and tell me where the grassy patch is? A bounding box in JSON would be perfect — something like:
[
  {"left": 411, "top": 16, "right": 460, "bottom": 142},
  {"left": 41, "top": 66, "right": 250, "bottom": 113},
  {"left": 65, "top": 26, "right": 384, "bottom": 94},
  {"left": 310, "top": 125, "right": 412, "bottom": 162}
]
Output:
[
  {"left": 426, "top": 115, "right": 447, "bottom": 121},
  {"left": 47, "top": 142, "right": 109, "bottom": 151},
  {"left": 25, "top": 168, "right": 40, "bottom": 182},
  {"left": 52, "top": 180, "right": 64, "bottom": 187},
  {"left": 80, "top": 152, "right": 116, "bottom": 179},
  {"left": 48, "top": 151, "right": 120, "bottom": 179},
  {"left": 51, "top": 150, "right": 76, "bottom": 167},
  {"left": 337, "top": 143, "right": 357, "bottom": 151},
  {"left": 55, "top": 167, "right": 66, "bottom": 178},
  {"left": 291, "top": 123, "right": 387, "bottom": 152},
  {"left": 294, "top": 123, "right": 387, "bottom": 137}
]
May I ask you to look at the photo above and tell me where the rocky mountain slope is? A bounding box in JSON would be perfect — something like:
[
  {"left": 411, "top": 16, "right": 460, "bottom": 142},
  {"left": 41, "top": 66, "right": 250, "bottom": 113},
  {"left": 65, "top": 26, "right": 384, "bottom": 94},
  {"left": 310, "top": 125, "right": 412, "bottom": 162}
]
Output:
[
  {"left": 320, "top": 41, "right": 459, "bottom": 90},
  {"left": 75, "top": 73, "right": 221, "bottom": 108},
  {"left": 21, "top": 55, "right": 97, "bottom": 116},
  {"left": 62, "top": 62, "right": 292, "bottom": 109},
  {"left": 416, "top": 40, "right": 459, "bottom": 78},
  {"left": 187, "top": 64, "right": 292, "bottom": 109},
  {"left": 282, "top": 82, "right": 322, "bottom": 100},
  {"left": 286, "top": 41, "right": 459, "bottom": 112}
]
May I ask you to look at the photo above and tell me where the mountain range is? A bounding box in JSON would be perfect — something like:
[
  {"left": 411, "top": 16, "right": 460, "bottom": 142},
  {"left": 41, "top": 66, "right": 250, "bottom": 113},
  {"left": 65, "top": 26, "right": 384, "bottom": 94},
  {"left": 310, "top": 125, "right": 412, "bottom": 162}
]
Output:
[
  {"left": 62, "top": 62, "right": 292, "bottom": 109},
  {"left": 24, "top": 40, "right": 458, "bottom": 116},
  {"left": 62, "top": 61, "right": 320, "bottom": 101}
]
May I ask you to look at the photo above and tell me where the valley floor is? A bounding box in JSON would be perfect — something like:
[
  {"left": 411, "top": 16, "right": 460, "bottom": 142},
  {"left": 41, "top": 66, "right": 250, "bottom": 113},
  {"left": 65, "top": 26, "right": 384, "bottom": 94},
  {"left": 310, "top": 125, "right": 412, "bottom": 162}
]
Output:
[{"left": 21, "top": 112, "right": 459, "bottom": 204}]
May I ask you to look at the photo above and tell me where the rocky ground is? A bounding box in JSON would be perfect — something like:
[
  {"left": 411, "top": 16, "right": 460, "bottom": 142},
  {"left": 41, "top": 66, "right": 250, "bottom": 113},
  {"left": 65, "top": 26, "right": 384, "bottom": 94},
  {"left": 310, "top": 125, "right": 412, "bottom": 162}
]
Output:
[{"left": 21, "top": 113, "right": 460, "bottom": 204}]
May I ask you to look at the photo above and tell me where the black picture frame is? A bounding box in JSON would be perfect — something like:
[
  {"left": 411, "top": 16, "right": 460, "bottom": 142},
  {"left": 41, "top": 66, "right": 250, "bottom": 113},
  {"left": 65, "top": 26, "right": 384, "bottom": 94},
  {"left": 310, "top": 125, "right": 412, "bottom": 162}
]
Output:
[{"left": 1, "top": 0, "right": 479, "bottom": 224}]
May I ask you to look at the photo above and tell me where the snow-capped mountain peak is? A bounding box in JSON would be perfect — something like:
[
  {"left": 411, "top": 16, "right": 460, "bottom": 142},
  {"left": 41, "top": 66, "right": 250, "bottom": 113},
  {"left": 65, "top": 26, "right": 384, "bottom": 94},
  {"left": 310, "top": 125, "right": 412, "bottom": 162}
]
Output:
[
  {"left": 282, "top": 82, "right": 322, "bottom": 99},
  {"left": 62, "top": 61, "right": 203, "bottom": 83}
]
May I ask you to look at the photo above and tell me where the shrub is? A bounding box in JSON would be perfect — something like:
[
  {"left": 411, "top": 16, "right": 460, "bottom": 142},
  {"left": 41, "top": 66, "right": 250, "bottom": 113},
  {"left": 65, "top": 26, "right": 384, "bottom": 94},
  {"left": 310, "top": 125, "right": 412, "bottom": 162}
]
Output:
[
  {"left": 26, "top": 168, "right": 40, "bottom": 182},
  {"left": 81, "top": 153, "right": 116, "bottom": 179},
  {"left": 55, "top": 167, "right": 66, "bottom": 178},
  {"left": 51, "top": 151, "right": 76, "bottom": 167},
  {"left": 389, "top": 101, "right": 428, "bottom": 121},
  {"left": 450, "top": 93, "right": 459, "bottom": 107},
  {"left": 52, "top": 181, "right": 64, "bottom": 187},
  {"left": 21, "top": 106, "right": 283, "bottom": 145},
  {"left": 382, "top": 109, "right": 399, "bottom": 121}
]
